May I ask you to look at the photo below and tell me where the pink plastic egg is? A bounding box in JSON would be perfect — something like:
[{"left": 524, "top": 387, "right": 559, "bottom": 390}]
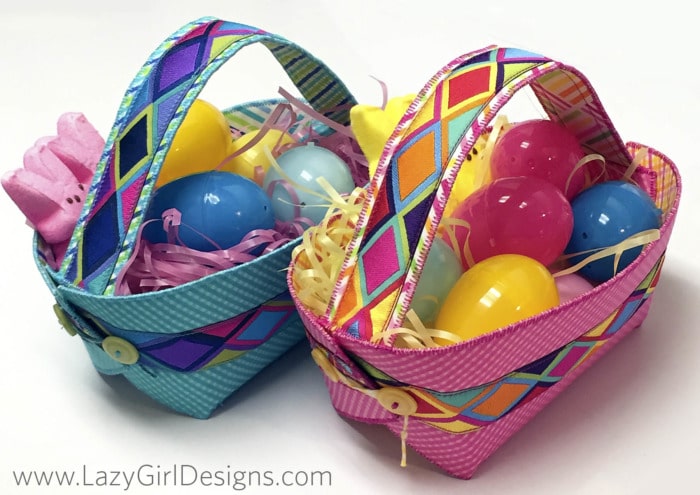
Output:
[
  {"left": 490, "top": 119, "right": 586, "bottom": 200},
  {"left": 442, "top": 176, "right": 574, "bottom": 270},
  {"left": 554, "top": 273, "right": 595, "bottom": 304}
]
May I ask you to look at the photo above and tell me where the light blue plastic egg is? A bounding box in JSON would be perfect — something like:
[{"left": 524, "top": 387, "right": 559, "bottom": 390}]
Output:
[
  {"left": 262, "top": 143, "right": 355, "bottom": 224},
  {"left": 410, "top": 237, "right": 464, "bottom": 326}
]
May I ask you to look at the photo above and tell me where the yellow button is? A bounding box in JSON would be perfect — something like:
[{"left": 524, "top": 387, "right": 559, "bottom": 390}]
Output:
[
  {"left": 102, "top": 336, "right": 139, "bottom": 365},
  {"left": 53, "top": 304, "right": 77, "bottom": 337},
  {"left": 311, "top": 347, "right": 340, "bottom": 383},
  {"left": 375, "top": 387, "right": 418, "bottom": 416}
]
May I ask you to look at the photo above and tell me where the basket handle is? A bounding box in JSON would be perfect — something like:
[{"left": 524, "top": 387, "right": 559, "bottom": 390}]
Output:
[
  {"left": 58, "top": 17, "right": 357, "bottom": 295},
  {"left": 328, "top": 46, "right": 633, "bottom": 339}
]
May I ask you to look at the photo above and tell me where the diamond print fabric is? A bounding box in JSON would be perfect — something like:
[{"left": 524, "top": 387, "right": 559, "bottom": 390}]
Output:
[
  {"left": 61, "top": 17, "right": 356, "bottom": 295},
  {"left": 330, "top": 46, "right": 635, "bottom": 340},
  {"left": 289, "top": 44, "right": 682, "bottom": 479},
  {"left": 31, "top": 18, "right": 358, "bottom": 419}
]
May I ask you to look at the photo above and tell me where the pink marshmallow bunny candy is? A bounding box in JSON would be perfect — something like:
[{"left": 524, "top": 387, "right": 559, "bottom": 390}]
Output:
[{"left": 1, "top": 112, "right": 104, "bottom": 268}]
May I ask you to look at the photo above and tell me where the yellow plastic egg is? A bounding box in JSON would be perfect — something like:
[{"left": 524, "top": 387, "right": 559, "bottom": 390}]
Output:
[
  {"left": 221, "top": 129, "right": 296, "bottom": 182},
  {"left": 434, "top": 254, "right": 559, "bottom": 344},
  {"left": 156, "top": 99, "right": 234, "bottom": 187}
]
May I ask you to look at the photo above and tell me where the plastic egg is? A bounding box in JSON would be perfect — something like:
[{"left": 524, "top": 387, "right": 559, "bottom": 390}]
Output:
[
  {"left": 565, "top": 180, "right": 662, "bottom": 282},
  {"left": 409, "top": 237, "right": 463, "bottom": 326},
  {"left": 143, "top": 171, "right": 274, "bottom": 252},
  {"left": 434, "top": 254, "right": 559, "bottom": 344},
  {"left": 443, "top": 176, "right": 573, "bottom": 270},
  {"left": 156, "top": 99, "right": 234, "bottom": 187},
  {"left": 490, "top": 119, "right": 586, "bottom": 199},
  {"left": 263, "top": 143, "right": 355, "bottom": 224},
  {"left": 554, "top": 273, "right": 595, "bottom": 303},
  {"left": 222, "top": 129, "right": 296, "bottom": 182}
]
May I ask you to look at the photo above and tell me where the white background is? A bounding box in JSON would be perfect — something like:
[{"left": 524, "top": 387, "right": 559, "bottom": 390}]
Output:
[{"left": 1, "top": 1, "right": 698, "bottom": 494}]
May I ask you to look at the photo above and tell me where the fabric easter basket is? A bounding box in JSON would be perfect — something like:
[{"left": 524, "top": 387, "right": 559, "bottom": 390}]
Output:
[
  {"left": 32, "top": 17, "right": 361, "bottom": 419},
  {"left": 289, "top": 46, "right": 681, "bottom": 478}
]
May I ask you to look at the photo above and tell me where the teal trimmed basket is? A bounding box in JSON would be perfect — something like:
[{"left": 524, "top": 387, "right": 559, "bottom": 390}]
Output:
[{"left": 32, "top": 18, "right": 358, "bottom": 419}]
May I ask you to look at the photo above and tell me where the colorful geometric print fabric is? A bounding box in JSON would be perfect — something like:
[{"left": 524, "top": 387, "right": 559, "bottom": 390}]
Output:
[
  {"left": 328, "top": 48, "right": 547, "bottom": 337},
  {"left": 85, "top": 294, "right": 298, "bottom": 372},
  {"left": 329, "top": 46, "right": 632, "bottom": 341},
  {"left": 59, "top": 17, "right": 356, "bottom": 296},
  {"left": 319, "top": 254, "right": 663, "bottom": 433}
]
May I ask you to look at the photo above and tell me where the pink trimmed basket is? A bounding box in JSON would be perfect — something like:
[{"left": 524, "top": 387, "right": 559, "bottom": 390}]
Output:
[{"left": 288, "top": 46, "right": 681, "bottom": 479}]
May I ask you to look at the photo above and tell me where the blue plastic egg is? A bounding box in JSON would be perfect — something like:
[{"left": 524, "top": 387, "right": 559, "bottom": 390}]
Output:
[
  {"left": 565, "top": 180, "right": 662, "bottom": 282},
  {"left": 262, "top": 143, "right": 355, "bottom": 224},
  {"left": 143, "top": 171, "right": 274, "bottom": 252}
]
